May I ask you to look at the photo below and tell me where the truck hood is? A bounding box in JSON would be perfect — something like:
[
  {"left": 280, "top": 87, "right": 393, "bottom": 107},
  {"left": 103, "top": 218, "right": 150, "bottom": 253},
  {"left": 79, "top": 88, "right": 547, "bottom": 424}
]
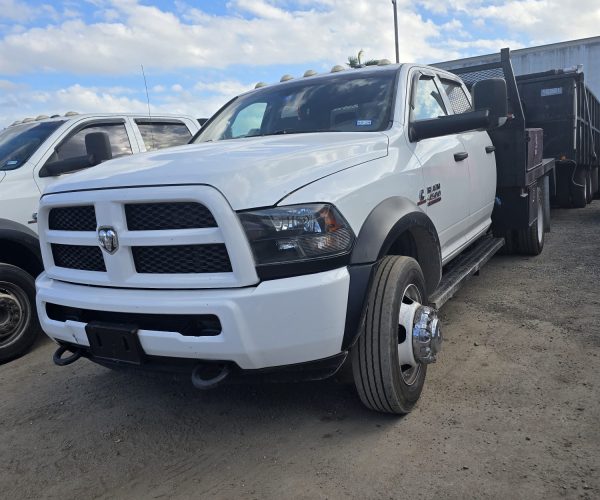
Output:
[{"left": 43, "top": 132, "right": 388, "bottom": 209}]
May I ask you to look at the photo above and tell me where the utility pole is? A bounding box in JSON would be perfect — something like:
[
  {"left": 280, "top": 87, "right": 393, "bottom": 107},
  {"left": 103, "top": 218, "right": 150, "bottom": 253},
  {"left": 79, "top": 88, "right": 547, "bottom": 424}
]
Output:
[{"left": 391, "top": 0, "right": 399, "bottom": 63}]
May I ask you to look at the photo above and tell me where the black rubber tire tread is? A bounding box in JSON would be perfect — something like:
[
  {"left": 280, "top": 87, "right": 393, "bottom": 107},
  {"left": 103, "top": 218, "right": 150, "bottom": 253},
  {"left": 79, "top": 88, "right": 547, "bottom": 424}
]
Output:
[
  {"left": 351, "top": 256, "right": 427, "bottom": 414},
  {"left": 571, "top": 167, "right": 587, "bottom": 209},
  {"left": 586, "top": 170, "right": 593, "bottom": 204},
  {"left": 555, "top": 164, "right": 573, "bottom": 208},
  {"left": 592, "top": 166, "right": 599, "bottom": 198},
  {"left": 515, "top": 185, "right": 544, "bottom": 256},
  {"left": 0, "top": 264, "right": 41, "bottom": 363}
]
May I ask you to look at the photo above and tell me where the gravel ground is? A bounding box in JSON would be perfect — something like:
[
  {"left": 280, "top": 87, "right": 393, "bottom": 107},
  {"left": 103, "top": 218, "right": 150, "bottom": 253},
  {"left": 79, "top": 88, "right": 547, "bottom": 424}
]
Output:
[{"left": 1, "top": 202, "right": 598, "bottom": 500}]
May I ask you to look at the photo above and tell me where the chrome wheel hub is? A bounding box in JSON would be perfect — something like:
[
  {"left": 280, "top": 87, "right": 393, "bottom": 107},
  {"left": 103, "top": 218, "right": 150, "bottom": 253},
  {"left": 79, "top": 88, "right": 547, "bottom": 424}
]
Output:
[
  {"left": 0, "top": 292, "right": 23, "bottom": 341},
  {"left": 412, "top": 306, "right": 442, "bottom": 364},
  {"left": 397, "top": 286, "right": 442, "bottom": 385}
]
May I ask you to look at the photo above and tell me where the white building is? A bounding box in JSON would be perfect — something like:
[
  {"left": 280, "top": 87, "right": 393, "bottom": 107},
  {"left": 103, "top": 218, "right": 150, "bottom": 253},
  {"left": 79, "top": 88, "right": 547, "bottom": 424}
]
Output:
[{"left": 434, "top": 36, "right": 600, "bottom": 97}]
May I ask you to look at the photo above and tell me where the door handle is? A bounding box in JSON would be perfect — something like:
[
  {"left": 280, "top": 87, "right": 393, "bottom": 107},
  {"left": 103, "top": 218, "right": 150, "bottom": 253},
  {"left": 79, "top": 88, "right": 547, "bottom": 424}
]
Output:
[
  {"left": 485, "top": 145, "right": 496, "bottom": 154},
  {"left": 454, "top": 152, "right": 468, "bottom": 162}
]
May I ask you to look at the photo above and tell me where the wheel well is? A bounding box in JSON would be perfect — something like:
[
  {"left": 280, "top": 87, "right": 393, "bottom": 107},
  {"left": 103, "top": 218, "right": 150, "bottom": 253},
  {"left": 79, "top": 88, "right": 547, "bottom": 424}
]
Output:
[
  {"left": 386, "top": 230, "right": 419, "bottom": 261},
  {"left": 0, "top": 240, "right": 43, "bottom": 278},
  {"left": 384, "top": 227, "right": 441, "bottom": 296}
]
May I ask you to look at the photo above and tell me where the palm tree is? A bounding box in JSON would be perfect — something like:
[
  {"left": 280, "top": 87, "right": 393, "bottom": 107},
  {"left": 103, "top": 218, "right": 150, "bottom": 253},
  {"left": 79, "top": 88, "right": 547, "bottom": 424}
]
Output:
[{"left": 347, "top": 49, "right": 381, "bottom": 68}]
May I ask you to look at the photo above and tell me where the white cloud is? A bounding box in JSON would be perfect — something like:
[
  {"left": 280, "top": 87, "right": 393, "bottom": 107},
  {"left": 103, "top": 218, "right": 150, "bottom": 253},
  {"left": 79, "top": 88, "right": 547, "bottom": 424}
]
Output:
[
  {"left": 0, "top": 0, "right": 456, "bottom": 75},
  {"left": 0, "top": 79, "right": 253, "bottom": 127}
]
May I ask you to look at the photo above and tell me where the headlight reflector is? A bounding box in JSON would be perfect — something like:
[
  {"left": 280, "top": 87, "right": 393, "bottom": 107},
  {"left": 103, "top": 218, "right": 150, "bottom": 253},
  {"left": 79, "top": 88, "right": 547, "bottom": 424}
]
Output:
[{"left": 238, "top": 204, "right": 354, "bottom": 265}]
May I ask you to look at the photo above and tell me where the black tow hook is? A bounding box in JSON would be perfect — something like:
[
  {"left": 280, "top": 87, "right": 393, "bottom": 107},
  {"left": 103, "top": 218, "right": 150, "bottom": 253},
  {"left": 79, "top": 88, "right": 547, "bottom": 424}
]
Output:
[
  {"left": 191, "top": 363, "right": 230, "bottom": 390},
  {"left": 53, "top": 345, "right": 82, "bottom": 366}
]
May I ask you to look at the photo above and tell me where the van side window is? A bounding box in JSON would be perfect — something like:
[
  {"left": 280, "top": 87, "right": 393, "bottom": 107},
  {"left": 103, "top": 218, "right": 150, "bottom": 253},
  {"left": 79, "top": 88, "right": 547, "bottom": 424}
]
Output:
[
  {"left": 411, "top": 77, "right": 447, "bottom": 121},
  {"left": 441, "top": 79, "right": 473, "bottom": 114},
  {"left": 136, "top": 121, "right": 192, "bottom": 151},
  {"left": 55, "top": 123, "right": 132, "bottom": 161}
]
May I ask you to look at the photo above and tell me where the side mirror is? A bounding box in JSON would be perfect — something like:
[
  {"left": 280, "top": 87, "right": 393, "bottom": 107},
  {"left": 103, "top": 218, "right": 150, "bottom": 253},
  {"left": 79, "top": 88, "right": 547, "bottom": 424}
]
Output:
[
  {"left": 473, "top": 78, "right": 508, "bottom": 129},
  {"left": 39, "top": 132, "right": 112, "bottom": 177},
  {"left": 85, "top": 131, "right": 112, "bottom": 164},
  {"left": 409, "top": 110, "right": 491, "bottom": 142}
]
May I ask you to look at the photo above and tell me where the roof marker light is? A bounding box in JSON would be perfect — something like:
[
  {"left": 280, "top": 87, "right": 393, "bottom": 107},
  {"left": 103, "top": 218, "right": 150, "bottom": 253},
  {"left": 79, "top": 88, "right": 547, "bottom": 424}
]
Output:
[
  {"left": 255, "top": 82, "right": 268, "bottom": 88},
  {"left": 280, "top": 74, "right": 294, "bottom": 82},
  {"left": 330, "top": 65, "right": 345, "bottom": 73},
  {"left": 303, "top": 70, "right": 317, "bottom": 77},
  {"left": 378, "top": 59, "right": 392, "bottom": 66}
]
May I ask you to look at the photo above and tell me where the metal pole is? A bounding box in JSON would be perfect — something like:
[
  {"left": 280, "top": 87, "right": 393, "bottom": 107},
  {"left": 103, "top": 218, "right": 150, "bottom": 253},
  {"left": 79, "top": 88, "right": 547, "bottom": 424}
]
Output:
[{"left": 392, "top": 0, "right": 399, "bottom": 63}]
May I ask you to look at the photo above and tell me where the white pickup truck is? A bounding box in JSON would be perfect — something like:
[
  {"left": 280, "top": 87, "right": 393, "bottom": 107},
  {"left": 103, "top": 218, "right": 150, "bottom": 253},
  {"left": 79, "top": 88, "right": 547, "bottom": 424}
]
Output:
[
  {"left": 35, "top": 53, "right": 553, "bottom": 414},
  {"left": 0, "top": 113, "right": 200, "bottom": 362}
]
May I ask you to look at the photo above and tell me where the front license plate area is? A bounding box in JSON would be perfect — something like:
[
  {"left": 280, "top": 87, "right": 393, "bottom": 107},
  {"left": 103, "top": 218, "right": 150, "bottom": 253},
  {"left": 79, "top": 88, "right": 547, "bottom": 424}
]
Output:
[{"left": 85, "top": 322, "right": 144, "bottom": 365}]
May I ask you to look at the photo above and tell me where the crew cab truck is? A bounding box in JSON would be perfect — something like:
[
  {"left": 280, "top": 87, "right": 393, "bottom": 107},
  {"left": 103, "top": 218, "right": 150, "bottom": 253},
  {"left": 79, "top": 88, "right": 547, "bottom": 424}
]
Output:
[
  {"left": 36, "top": 55, "right": 552, "bottom": 414},
  {"left": 515, "top": 67, "right": 599, "bottom": 207},
  {"left": 0, "top": 113, "right": 199, "bottom": 362}
]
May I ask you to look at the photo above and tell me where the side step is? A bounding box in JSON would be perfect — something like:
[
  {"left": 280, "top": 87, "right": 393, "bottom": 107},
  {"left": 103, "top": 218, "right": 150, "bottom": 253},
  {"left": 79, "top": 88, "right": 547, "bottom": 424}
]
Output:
[{"left": 429, "top": 236, "right": 505, "bottom": 309}]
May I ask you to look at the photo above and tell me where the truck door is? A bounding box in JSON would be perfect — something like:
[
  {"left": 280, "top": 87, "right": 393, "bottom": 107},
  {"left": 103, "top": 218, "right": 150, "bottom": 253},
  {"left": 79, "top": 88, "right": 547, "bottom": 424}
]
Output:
[
  {"left": 406, "top": 72, "right": 471, "bottom": 258},
  {"left": 34, "top": 119, "right": 138, "bottom": 195},
  {"left": 438, "top": 78, "right": 497, "bottom": 234}
]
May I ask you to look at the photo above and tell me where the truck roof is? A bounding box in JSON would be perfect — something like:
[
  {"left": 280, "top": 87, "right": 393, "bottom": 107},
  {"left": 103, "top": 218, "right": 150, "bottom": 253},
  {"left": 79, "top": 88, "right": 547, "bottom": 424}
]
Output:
[{"left": 7, "top": 112, "right": 197, "bottom": 128}]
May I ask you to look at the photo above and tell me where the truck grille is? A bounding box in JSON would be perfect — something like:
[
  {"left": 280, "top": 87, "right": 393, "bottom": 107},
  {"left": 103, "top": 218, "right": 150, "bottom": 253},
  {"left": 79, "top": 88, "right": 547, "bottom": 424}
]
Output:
[
  {"left": 125, "top": 202, "right": 217, "bottom": 230},
  {"left": 51, "top": 244, "right": 106, "bottom": 271},
  {"left": 132, "top": 244, "right": 232, "bottom": 274},
  {"left": 48, "top": 206, "right": 97, "bottom": 231},
  {"left": 39, "top": 186, "right": 258, "bottom": 289}
]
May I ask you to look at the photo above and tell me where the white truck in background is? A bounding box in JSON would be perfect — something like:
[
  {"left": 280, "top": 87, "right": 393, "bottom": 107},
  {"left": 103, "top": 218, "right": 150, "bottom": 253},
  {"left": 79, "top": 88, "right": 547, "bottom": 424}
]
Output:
[
  {"left": 0, "top": 113, "right": 200, "bottom": 362},
  {"left": 35, "top": 51, "right": 554, "bottom": 414}
]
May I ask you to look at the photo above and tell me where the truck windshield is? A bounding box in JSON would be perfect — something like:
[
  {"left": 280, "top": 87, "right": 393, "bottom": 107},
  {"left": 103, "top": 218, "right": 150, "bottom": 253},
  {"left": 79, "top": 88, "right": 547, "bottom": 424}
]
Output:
[
  {"left": 0, "top": 121, "right": 66, "bottom": 170},
  {"left": 194, "top": 70, "right": 397, "bottom": 143}
]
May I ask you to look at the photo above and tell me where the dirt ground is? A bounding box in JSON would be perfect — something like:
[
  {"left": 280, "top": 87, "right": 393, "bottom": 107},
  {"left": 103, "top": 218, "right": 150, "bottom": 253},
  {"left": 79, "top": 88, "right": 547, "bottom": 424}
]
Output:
[{"left": 1, "top": 202, "right": 598, "bottom": 500}]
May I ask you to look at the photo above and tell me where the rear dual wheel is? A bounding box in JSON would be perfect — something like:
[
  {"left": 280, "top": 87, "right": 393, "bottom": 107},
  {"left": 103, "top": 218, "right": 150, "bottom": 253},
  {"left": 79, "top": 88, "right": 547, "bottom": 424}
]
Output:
[
  {"left": 351, "top": 256, "right": 431, "bottom": 414},
  {"left": 515, "top": 184, "right": 545, "bottom": 255}
]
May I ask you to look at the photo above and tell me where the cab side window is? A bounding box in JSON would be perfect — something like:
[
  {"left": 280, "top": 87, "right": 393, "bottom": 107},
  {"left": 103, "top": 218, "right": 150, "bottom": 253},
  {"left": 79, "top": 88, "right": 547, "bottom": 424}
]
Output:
[
  {"left": 441, "top": 79, "right": 473, "bottom": 114},
  {"left": 54, "top": 123, "right": 132, "bottom": 161},
  {"left": 136, "top": 121, "right": 192, "bottom": 151},
  {"left": 411, "top": 76, "right": 447, "bottom": 121}
]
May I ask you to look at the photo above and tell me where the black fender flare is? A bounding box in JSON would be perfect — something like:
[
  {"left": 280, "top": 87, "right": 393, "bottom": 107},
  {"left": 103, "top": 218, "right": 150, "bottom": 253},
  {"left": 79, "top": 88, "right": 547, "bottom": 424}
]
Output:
[
  {"left": 342, "top": 197, "right": 442, "bottom": 350},
  {"left": 0, "top": 218, "right": 43, "bottom": 267}
]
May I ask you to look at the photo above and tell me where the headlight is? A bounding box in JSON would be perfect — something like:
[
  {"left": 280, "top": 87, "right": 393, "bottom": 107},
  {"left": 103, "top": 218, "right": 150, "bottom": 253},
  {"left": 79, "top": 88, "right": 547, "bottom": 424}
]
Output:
[{"left": 238, "top": 204, "right": 355, "bottom": 266}]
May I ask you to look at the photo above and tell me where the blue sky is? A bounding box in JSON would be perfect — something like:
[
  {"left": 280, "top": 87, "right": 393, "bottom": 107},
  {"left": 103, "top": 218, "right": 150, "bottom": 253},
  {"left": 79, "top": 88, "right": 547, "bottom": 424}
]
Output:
[{"left": 1, "top": 0, "right": 598, "bottom": 127}]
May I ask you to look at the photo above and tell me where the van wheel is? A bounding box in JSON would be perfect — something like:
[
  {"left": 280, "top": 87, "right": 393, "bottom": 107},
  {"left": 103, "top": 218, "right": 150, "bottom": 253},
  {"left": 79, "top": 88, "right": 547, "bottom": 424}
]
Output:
[
  {"left": 352, "top": 256, "right": 433, "bottom": 414},
  {"left": 0, "top": 264, "right": 41, "bottom": 363},
  {"left": 515, "top": 185, "right": 545, "bottom": 255},
  {"left": 571, "top": 167, "right": 587, "bottom": 208}
]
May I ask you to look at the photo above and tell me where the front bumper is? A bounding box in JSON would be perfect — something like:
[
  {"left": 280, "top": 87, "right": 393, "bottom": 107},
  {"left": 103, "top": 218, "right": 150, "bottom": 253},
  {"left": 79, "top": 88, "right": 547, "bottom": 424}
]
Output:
[{"left": 36, "top": 268, "right": 350, "bottom": 370}]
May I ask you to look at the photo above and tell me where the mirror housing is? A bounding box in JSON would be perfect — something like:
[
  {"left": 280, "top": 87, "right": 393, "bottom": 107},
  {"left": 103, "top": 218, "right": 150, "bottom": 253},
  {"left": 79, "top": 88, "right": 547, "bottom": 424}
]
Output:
[
  {"left": 85, "top": 131, "right": 112, "bottom": 164},
  {"left": 409, "top": 110, "right": 491, "bottom": 142},
  {"left": 473, "top": 78, "right": 508, "bottom": 129},
  {"left": 39, "top": 131, "right": 112, "bottom": 177}
]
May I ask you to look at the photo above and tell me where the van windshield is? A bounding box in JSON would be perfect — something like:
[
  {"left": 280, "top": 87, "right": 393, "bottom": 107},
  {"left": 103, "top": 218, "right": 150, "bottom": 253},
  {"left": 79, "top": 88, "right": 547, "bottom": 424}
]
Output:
[
  {"left": 194, "top": 69, "right": 398, "bottom": 143},
  {"left": 0, "top": 121, "right": 66, "bottom": 170}
]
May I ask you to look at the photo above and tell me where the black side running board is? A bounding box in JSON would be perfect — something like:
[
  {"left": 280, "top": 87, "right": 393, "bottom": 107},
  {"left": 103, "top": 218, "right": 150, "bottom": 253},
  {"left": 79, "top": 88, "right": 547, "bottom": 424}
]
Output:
[{"left": 429, "top": 235, "right": 505, "bottom": 309}]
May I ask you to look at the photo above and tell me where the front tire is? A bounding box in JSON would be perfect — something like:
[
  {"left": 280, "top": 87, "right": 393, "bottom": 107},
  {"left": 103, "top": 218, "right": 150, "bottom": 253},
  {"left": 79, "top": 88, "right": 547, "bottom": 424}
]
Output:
[
  {"left": 351, "top": 256, "right": 428, "bottom": 414},
  {"left": 0, "top": 264, "right": 41, "bottom": 363}
]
